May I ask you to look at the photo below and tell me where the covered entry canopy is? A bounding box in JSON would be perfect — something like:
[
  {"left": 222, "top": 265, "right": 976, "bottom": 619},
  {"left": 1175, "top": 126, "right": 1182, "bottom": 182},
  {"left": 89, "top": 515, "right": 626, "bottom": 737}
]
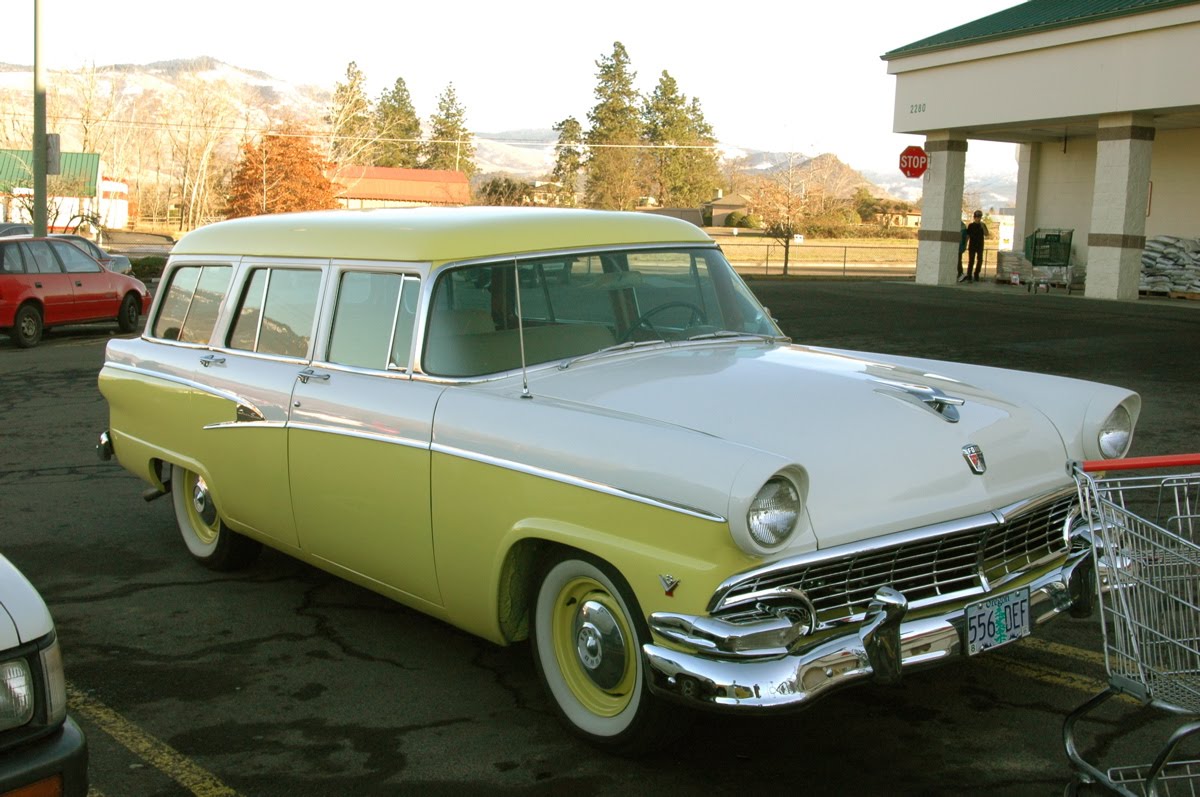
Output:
[{"left": 882, "top": 0, "right": 1200, "bottom": 300}]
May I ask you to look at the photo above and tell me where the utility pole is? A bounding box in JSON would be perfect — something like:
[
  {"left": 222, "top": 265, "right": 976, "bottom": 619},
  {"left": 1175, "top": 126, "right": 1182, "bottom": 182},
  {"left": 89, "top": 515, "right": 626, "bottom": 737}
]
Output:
[{"left": 33, "top": 0, "right": 48, "bottom": 236}]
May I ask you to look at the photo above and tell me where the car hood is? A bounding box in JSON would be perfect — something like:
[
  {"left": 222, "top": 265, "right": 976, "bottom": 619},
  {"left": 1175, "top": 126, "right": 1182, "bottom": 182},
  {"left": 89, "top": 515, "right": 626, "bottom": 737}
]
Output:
[
  {"left": 521, "top": 342, "right": 1079, "bottom": 548},
  {"left": 0, "top": 553, "right": 54, "bottom": 649}
]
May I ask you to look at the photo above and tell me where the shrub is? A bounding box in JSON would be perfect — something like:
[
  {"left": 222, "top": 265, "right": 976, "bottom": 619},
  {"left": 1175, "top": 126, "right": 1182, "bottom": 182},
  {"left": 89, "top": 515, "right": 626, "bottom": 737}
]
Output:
[
  {"left": 725, "top": 211, "right": 746, "bottom": 228},
  {"left": 131, "top": 256, "right": 168, "bottom": 281}
]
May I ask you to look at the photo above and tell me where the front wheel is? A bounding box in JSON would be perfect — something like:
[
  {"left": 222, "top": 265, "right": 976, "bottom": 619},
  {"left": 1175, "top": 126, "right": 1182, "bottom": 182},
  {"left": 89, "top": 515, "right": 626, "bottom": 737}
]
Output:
[
  {"left": 170, "top": 464, "right": 261, "bottom": 571},
  {"left": 530, "top": 551, "right": 672, "bottom": 753}
]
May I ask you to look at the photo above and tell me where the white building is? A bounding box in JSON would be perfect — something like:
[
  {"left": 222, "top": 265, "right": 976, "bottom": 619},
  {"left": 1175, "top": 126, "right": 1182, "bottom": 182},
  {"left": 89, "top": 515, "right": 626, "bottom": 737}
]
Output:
[{"left": 883, "top": 0, "right": 1200, "bottom": 300}]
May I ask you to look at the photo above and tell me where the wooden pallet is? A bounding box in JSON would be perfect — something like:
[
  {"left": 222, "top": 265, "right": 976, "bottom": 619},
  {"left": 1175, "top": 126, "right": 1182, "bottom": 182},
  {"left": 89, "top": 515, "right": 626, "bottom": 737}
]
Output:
[{"left": 1168, "top": 291, "right": 1200, "bottom": 301}]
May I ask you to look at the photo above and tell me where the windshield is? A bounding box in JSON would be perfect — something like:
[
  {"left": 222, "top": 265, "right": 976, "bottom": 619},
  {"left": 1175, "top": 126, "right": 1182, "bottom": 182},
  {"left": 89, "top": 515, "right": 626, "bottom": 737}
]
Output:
[{"left": 423, "top": 246, "right": 780, "bottom": 377}]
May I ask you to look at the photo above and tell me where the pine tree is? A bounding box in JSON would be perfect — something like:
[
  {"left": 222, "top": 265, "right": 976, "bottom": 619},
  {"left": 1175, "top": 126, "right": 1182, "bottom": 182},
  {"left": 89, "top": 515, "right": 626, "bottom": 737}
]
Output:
[
  {"left": 641, "top": 72, "right": 721, "bottom": 208},
  {"left": 551, "top": 116, "right": 584, "bottom": 206},
  {"left": 421, "top": 83, "right": 476, "bottom": 177},
  {"left": 226, "top": 123, "right": 338, "bottom": 218},
  {"left": 327, "top": 61, "right": 374, "bottom": 166},
  {"left": 584, "top": 42, "right": 642, "bottom": 210},
  {"left": 374, "top": 76, "right": 422, "bottom": 168}
]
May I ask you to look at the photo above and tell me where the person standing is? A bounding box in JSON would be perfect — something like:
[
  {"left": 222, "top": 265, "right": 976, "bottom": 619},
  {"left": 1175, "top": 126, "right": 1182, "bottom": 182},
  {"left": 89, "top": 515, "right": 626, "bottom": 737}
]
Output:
[
  {"left": 964, "top": 210, "right": 989, "bottom": 282},
  {"left": 958, "top": 220, "right": 968, "bottom": 281}
]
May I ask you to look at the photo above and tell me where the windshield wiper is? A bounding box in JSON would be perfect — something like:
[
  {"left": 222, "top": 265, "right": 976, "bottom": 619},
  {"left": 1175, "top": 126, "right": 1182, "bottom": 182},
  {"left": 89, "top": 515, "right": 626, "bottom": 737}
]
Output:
[
  {"left": 686, "top": 330, "right": 789, "bottom": 343},
  {"left": 558, "top": 339, "right": 667, "bottom": 370}
]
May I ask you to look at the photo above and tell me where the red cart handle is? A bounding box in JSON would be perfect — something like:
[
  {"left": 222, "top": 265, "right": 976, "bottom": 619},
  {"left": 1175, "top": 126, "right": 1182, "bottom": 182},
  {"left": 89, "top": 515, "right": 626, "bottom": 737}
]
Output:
[{"left": 1078, "top": 453, "right": 1200, "bottom": 473}]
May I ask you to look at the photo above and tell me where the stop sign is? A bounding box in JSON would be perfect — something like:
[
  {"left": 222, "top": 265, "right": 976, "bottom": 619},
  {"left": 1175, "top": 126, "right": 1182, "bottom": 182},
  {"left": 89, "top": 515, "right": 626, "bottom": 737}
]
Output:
[{"left": 899, "top": 145, "right": 929, "bottom": 178}]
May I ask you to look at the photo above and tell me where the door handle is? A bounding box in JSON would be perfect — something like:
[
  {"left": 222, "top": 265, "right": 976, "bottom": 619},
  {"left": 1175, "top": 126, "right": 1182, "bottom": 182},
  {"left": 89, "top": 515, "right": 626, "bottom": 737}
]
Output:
[
  {"left": 75, "top": 280, "right": 83, "bottom": 287},
  {"left": 34, "top": 281, "right": 42, "bottom": 288},
  {"left": 199, "top": 355, "right": 226, "bottom": 368},
  {"left": 298, "top": 369, "right": 330, "bottom": 384}
]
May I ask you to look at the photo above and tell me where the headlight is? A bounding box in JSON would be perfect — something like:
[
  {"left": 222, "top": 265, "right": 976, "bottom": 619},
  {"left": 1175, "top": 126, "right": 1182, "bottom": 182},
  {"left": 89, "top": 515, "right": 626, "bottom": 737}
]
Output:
[
  {"left": 0, "top": 658, "right": 35, "bottom": 731},
  {"left": 1098, "top": 404, "right": 1133, "bottom": 459},
  {"left": 748, "top": 477, "right": 801, "bottom": 548}
]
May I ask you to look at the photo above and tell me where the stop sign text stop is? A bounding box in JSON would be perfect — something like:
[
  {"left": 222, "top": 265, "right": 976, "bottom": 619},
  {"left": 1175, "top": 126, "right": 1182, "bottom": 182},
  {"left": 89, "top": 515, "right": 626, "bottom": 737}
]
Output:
[{"left": 899, "top": 146, "right": 928, "bottom": 178}]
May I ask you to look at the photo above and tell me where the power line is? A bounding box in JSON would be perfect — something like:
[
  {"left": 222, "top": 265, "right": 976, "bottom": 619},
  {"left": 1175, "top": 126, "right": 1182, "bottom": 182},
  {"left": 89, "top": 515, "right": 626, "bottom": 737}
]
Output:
[{"left": 0, "top": 111, "right": 730, "bottom": 152}]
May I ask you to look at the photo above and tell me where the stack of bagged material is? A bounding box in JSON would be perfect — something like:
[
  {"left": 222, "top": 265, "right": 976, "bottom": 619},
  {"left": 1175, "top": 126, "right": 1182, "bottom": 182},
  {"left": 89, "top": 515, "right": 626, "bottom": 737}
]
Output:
[{"left": 1140, "top": 235, "right": 1200, "bottom": 294}]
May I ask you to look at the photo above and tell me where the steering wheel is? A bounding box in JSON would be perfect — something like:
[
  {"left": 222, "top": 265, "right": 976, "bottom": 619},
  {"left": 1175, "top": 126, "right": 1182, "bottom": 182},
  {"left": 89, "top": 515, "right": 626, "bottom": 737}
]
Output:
[{"left": 618, "top": 301, "right": 708, "bottom": 342}]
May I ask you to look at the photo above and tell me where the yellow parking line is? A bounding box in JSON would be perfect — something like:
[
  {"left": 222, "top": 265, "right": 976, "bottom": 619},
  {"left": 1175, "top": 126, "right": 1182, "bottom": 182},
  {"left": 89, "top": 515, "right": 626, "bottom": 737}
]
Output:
[
  {"left": 983, "top": 638, "right": 1140, "bottom": 703},
  {"left": 67, "top": 682, "right": 242, "bottom": 797},
  {"left": 1020, "top": 636, "right": 1108, "bottom": 668},
  {"left": 982, "top": 651, "right": 1108, "bottom": 695}
]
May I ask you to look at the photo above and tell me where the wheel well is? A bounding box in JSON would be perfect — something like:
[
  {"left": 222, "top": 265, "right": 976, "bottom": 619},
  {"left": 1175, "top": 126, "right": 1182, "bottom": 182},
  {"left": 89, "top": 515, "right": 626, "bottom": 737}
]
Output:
[
  {"left": 18, "top": 298, "right": 43, "bottom": 316},
  {"left": 497, "top": 539, "right": 577, "bottom": 643}
]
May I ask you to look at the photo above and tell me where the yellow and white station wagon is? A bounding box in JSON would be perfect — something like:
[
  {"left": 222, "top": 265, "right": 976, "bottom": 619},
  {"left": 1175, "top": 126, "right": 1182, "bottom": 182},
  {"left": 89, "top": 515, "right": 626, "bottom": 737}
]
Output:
[{"left": 97, "top": 207, "right": 1139, "bottom": 751}]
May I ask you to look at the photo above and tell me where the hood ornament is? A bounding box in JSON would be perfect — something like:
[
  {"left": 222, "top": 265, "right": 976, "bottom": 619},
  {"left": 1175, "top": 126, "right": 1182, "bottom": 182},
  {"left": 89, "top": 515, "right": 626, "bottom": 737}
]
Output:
[
  {"left": 872, "top": 377, "right": 965, "bottom": 423},
  {"left": 963, "top": 444, "right": 987, "bottom": 475}
]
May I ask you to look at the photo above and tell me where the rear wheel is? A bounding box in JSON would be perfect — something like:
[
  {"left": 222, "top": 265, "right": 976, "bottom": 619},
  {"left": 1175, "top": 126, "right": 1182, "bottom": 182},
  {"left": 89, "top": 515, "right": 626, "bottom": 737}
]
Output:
[
  {"left": 170, "top": 464, "right": 261, "bottom": 571},
  {"left": 13, "top": 304, "right": 43, "bottom": 348},
  {"left": 117, "top": 294, "right": 139, "bottom": 333},
  {"left": 530, "top": 550, "right": 672, "bottom": 753}
]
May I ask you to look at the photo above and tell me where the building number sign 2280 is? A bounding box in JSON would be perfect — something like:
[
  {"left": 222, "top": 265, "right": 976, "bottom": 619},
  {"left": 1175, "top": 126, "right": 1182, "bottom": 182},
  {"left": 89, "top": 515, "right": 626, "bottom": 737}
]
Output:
[{"left": 909, "top": 103, "right": 926, "bottom": 114}]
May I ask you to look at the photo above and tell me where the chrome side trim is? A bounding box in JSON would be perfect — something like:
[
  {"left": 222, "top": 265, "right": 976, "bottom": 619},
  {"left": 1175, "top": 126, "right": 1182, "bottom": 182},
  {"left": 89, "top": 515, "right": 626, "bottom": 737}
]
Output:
[
  {"left": 431, "top": 443, "right": 727, "bottom": 523},
  {"left": 103, "top": 362, "right": 263, "bottom": 414},
  {"left": 286, "top": 422, "right": 429, "bottom": 451},
  {"left": 203, "top": 420, "right": 284, "bottom": 431}
]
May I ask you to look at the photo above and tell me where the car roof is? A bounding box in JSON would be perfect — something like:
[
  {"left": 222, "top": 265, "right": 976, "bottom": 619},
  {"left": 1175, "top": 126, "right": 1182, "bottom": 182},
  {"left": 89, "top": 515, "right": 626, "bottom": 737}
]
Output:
[{"left": 171, "top": 207, "right": 715, "bottom": 266}]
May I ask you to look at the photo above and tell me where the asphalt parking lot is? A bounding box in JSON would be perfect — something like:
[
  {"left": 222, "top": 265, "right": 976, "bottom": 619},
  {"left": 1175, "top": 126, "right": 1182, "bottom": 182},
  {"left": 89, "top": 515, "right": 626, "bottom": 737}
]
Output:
[{"left": 2, "top": 279, "right": 1198, "bottom": 796}]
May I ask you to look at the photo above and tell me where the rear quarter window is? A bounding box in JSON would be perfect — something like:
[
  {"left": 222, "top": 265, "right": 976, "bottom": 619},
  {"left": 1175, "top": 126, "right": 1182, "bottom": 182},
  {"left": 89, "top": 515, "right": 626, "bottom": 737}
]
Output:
[{"left": 153, "top": 265, "right": 233, "bottom": 342}]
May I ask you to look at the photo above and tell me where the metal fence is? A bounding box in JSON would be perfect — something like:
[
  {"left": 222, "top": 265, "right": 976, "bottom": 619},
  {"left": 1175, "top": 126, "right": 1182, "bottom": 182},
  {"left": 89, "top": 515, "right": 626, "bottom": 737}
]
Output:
[{"left": 721, "top": 242, "right": 919, "bottom": 278}]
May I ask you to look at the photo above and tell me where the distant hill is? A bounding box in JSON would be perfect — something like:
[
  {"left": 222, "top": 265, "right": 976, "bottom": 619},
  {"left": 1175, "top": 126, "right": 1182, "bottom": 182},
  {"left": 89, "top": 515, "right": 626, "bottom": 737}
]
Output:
[{"left": 0, "top": 58, "right": 1014, "bottom": 206}]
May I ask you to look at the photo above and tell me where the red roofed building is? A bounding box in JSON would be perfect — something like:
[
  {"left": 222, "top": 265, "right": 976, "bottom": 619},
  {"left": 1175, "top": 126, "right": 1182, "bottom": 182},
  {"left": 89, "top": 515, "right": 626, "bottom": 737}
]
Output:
[{"left": 328, "top": 166, "right": 471, "bottom": 208}]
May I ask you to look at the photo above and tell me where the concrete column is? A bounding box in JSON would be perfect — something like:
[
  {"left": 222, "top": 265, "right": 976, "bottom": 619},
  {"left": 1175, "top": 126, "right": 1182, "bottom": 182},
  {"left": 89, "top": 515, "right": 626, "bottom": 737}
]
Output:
[
  {"left": 915, "top": 132, "right": 967, "bottom": 286},
  {"left": 1013, "top": 142, "right": 1039, "bottom": 256},
  {"left": 1086, "top": 114, "right": 1154, "bottom": 301}
]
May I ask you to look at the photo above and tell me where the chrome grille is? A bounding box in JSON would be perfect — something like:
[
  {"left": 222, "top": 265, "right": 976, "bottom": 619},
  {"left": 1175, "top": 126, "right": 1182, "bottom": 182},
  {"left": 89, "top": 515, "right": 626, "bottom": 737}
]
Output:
[{"left": 714, "top": 491, "right": 1077, "bottom": 626}]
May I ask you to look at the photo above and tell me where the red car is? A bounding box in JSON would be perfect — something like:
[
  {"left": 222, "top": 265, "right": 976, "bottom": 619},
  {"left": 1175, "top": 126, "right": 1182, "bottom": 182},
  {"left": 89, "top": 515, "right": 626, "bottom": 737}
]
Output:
[{"left": 1, "top": 236, "right": 151, "bottom": 348}]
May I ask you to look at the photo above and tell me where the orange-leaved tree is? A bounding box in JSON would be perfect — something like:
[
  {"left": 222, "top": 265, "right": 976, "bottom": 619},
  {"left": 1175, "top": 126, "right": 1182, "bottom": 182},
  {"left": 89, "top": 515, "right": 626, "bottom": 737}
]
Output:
[{"left": 226, "top": 123, "right": 339, "bottom": 218}]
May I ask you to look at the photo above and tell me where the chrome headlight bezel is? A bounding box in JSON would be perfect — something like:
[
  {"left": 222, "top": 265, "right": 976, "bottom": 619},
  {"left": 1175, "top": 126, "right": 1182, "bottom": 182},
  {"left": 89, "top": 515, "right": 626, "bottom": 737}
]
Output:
[
  {"left": 1098, "top": 403, "right": 1134, "bottom": 459},
  {"left": 728, "top": 461, "right": 811, "bottom": 556},
  {"left": 747, "top": 476, "right": 801, "bottom": 549}
]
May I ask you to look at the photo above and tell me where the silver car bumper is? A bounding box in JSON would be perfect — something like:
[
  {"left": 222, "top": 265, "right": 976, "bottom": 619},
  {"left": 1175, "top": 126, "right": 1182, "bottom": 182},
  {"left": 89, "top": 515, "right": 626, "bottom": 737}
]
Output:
[{"left": 642, "top": 548, "right": 1094, "bottom": 711}]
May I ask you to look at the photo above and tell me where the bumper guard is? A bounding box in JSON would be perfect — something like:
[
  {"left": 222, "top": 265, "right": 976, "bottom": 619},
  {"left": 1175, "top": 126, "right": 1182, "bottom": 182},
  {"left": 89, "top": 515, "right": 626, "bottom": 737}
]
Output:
[{"left": 642, "top": 548, "right": 1094, "bottom": 711}]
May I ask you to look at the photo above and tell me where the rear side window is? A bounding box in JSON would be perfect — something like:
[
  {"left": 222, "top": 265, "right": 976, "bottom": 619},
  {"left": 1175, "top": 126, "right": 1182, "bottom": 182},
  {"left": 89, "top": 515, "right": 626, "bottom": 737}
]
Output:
[
  {"left": 326, "top": 271, "right": 420, "bottom": 371},
  {"left": 22, "top": 242, "right": 62, "bottom": 274},
  {"left": 227, "top": 268, "right": 321, "bottom": 358},
  {"left": 153, "top": 265, "right": 232, "bottom": 342}
]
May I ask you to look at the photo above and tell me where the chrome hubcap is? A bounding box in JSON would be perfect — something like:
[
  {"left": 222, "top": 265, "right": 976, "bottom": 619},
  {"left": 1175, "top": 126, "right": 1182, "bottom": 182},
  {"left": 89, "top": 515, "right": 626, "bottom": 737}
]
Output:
[
  {"left": 573, "top": 599, "right": 626, "bottom": 690},
  {"left": 192, "top": 477, "right": 217, "bottom": 526}
]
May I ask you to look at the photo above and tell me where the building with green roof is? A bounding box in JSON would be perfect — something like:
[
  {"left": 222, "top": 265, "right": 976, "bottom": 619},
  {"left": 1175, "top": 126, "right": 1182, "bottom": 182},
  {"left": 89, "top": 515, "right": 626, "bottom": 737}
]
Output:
[
  {"left": 0, "top": 148, "right": 129, "bottom": 231},
  {"left": 882, "top": 0, "right": 1200, "bottom": 300}
]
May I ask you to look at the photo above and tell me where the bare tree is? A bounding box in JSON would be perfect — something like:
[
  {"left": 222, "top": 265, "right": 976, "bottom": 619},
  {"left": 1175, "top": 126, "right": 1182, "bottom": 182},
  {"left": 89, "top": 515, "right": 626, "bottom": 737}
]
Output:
[
  {"left": 164, "top": 76, "right": 240, "bottom": 230},
  {"left": 747, "top": 154, "right": 809, "bottom": 276}
]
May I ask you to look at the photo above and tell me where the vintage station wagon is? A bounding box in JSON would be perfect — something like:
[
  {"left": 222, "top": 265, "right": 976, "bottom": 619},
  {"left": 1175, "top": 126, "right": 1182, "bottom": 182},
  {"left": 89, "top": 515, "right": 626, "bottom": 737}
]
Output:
[{"left": 97, "top": 207, "right": 1139, "bottom": 751}]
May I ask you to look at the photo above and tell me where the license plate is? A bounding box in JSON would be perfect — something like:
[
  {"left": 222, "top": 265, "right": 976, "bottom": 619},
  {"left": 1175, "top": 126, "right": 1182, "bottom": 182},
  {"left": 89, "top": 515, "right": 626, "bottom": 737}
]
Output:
[{"left": 965, "top": 588, "right": 1031, "bottom": 655}]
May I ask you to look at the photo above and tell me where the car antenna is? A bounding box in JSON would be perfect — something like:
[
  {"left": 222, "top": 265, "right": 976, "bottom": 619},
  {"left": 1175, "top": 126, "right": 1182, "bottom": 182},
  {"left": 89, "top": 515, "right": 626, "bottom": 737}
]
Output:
[{"left": 512, "top": 259, "right": 532, "bottom": 399}]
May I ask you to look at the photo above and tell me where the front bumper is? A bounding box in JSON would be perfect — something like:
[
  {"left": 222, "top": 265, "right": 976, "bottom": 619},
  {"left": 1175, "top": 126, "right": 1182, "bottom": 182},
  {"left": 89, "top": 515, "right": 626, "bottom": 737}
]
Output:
[
  {"left": 642, "top": 548, "right": 1093, "bottom": 711},
  {"left": 0, "top": 715, "right": 89, "bottom": 797}
]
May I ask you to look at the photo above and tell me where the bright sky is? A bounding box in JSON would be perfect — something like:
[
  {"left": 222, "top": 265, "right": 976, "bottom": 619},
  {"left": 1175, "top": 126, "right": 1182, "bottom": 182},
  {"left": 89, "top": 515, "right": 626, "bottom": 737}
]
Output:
[{"left": 11, "top": 0, "right": 1025, "bottom": 175}]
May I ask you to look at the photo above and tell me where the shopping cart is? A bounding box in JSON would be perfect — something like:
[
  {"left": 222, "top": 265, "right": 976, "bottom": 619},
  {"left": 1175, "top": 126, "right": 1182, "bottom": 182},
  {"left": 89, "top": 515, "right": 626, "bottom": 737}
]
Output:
[{"left": 1064, "top": 454, "right": 1200, "bottom": 796}]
